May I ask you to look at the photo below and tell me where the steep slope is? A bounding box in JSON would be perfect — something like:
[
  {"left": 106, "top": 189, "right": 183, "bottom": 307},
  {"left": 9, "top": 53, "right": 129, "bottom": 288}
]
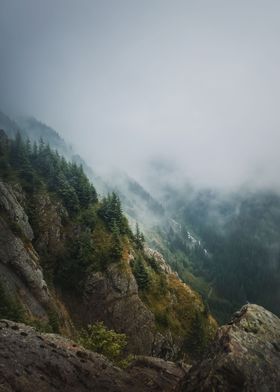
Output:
[
  {"left": 0, "top": 129, "right": 216, "bottom": 361},
  {"left": 4, "top": 111, "right": 280, "bottom": 326},
  {"left": 14, "top": 115, "right": 165, "bottom": 229},
  {"left": 66, "top": 247, "right": 216, "bottom": 359},
  {"left": 160, "top": 185, "right": 280, "bottom": 322},
  {"left": 0, "top": 146, "right": 71, "bottom": 332},
  {"left": 13, "top": 114, "right": 217, "bottom": 321},
  {"left": 0, "top": 111, "right": 23, "bottom": 138}
]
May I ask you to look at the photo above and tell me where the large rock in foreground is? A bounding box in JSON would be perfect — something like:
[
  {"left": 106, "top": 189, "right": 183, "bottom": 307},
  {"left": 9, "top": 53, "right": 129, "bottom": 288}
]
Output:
[
  {"left": 0, "top": 319, "right": 186, "bottom": 392},
  {"left": 181, "top": 304, "right": 280, "bottom": 392},
  {"left": 0, "top": 304, "right": 279, "bottom": 391}
]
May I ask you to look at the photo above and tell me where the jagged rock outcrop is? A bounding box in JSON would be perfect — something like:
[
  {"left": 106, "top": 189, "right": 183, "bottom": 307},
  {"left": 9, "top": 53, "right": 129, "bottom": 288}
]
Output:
[
  {"left": 79, "top": 262, "right": 170, "bottom": 357},
  {"left": 0, "top": 319, "right": 187, "bottom": 392},
  {"left": 0, "top": 180, "right": 33, "bottom": 240},
  {"left": 0, "top": 305, "right": 279, "bottom": 392},
  {"left": 0, "top": 182, "right": 50, "bottom": 318},
  {"left": 180, "top": 304, "right": 280, "bottom": 392},
  {"left": 0, "top": 218, "right": 50, "bottom": 317},
  {"left": 33, "top": 193, "right": 67, "bottom": 253},
  {"left": 73, "top": 249, "right": 215, "bottom": 360},
  {"left": 0, "top": 181, "right": 69, "bottom": 328},
  {"left": 145, "top": 247, "right": 174, "bottom": 275}
]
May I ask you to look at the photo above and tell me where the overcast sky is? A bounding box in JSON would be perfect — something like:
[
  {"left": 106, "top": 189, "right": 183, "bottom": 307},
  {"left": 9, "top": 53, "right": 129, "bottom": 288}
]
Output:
[{"left": 1, "top": 0, "right": 280, "bottom": 190}]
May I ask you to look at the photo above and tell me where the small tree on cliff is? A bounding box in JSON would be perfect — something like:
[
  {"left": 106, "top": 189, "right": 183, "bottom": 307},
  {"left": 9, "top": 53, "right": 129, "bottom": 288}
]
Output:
[
  {"left": 78, "top": 322, "right": 128, "bottom": 367},
  {"left": 134, "top": 223, "right": 145, "bottom": 250},
  {"left": 132, "top": 256, "right": 149, "bottom": 290}
]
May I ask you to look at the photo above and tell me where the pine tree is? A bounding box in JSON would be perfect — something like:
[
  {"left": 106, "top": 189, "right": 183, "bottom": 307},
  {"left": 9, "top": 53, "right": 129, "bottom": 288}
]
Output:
[
  {"left": 183, "top": 311, "right": 207, "bottom": 358},
  {"left": 98, "top": 192, "right": 127, "bottom": 233},
  {"left": 10, "top": 132, "right": 28, "bottom": 169},
  {"left": 56, "top": 171, "right": 80, "bottom": 213},
  {"left": 134, "top": 223, "right": 145, "bottom": 250},
  {"left": 132, "top": 257, "right": 149, "bottom": 290},
  {"left": 110, "top": 223, "right": 123, "bottom": 261}
]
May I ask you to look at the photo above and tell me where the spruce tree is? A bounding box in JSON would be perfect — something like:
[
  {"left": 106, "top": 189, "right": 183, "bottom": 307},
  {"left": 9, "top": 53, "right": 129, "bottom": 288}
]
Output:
[
  {"left": 134, "top": 223, "right": 145, "bottom": 250},
  {"left": 110, "top": 223, "right": 123, "bottom": 261},
  {"left": 133, "top": 257, "right": 149, "bottom": 290}
]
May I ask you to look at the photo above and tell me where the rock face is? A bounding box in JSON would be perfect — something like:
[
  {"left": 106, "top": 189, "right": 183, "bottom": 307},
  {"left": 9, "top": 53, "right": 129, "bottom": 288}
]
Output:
[
  {"left": 33, "top": 193, "right": 67, "bottom": 254},
  {"left": 0, "top": 182, "right": 51, "bottom": 319},
  {"left": 0, "top": 180, "right": 33, "bottom": 240},
  {"left": 79, "top": 248, "right": 216, "bottom": 361},
  {"left": 145, "top": 247, "right": 174, "bottom": 275},
  {"left": 0, "top": 176, "right": 213, "bottom": 359},
  {"left": 180, "top": 304, "right": 280, "bottom": 392},
  {"left": 0, "top": 319, "right": 186, "bottom": 392},
  {"left": 0, "top": 181, "right": 69, "bottom": 327},
  {"left": 0, "top": 305, "right": 279, "bottom": 392},
  {"left": 80, "top": 262, "right": 167, "bottom": 357}
]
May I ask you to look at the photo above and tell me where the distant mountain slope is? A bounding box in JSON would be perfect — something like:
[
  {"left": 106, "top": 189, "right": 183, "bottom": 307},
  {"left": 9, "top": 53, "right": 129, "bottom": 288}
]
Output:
[
  {"left": 0, "top": 111, "right": 23, "bottom": 138},
  {"left": 18, "top": 117, "right": 71, "bottom": 156},
  {"left": 155, "top": 181, "right": 280, "bottom": 322}
]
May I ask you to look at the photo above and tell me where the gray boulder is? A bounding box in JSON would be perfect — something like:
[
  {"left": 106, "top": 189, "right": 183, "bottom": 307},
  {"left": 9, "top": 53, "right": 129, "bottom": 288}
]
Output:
[
  {"left": 0, "top": 319, "right": 187, "bottom": 392},
  {"left": 180, "top": 304, "right": 280, "bottom": 392}
]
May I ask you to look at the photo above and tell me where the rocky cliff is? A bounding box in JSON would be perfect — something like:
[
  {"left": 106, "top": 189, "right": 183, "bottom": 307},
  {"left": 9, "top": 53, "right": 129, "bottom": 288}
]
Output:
[
  {"left": 81, "top": 261, "right": 161, "bottom": 356},
  {"left": 0, "top": 164, "right": 215, "bottom": 360},
  {"left": 0, "top": 304, "right": 279, "bottom": 391},
  {"left": 0, "top": 319, "right": 187, "bottom": 392},
  {"left": 0, "top": 180, "right": 64, "bottom": 325},
  {"left": 0, "top": 127, "right": 217, "bottom": 359}
]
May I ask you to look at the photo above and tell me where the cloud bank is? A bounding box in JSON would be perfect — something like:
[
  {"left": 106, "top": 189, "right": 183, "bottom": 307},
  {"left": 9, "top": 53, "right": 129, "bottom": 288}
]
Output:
[{"left": 1, "top": 0, "right": 280, "bottom": 191}]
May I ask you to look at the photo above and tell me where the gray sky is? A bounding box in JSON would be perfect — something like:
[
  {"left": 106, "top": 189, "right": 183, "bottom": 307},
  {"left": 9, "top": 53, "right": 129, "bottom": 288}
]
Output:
[{"left": 1, "top": 0, "right": 280, "bottom": 190}]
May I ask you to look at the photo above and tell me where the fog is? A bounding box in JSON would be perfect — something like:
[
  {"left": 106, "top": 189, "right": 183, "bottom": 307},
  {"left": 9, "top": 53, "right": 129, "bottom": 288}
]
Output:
[{"left": 1, "top": 0, "right": 280, "bottom": 191}]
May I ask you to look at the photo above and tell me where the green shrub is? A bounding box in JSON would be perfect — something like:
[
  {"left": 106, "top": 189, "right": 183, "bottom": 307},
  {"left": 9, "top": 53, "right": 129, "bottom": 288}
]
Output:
[
  {"left": 77, "top": 321, "right": 130, "bottom": 367},
  {"left": 155, "top": 310, "right": 169, "bottom": 328},
  {"left": 146, "top": 255, "right": 160, "bottom": 273},
  {"left": 183, "top": 311, "right": 208, "bottom": 358},
  {"left": 47, "top": 309, "right": 60, "bottom": 333}
]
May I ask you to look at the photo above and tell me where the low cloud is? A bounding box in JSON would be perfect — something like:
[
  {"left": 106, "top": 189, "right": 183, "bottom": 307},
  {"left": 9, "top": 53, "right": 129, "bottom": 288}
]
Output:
[{"left": 1, "top": 0, "right": 280, "bottom": 192}]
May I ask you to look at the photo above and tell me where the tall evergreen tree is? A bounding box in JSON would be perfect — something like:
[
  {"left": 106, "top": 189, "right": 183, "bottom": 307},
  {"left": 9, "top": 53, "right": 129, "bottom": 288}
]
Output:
[
  {"left": 110, "top": 223, "right": 123, "bottom": 261},
  {"left": 132, "top": 257, "right": 149, "bottom": 290},
  {"left": 134, "top": 223, "right": 145, "bottom": 250}
]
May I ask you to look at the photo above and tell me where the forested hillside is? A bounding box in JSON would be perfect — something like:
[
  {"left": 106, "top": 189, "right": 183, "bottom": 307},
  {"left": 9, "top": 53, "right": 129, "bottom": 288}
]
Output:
[
  {"left": 157, "top": 186, "right": 280, "bottom": 322},
  {"left": 0, "top": 128, "right": 216, "bottom": 362},
  {"left": 3, "top": 111, "right": 279, "bottom": 326}
]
